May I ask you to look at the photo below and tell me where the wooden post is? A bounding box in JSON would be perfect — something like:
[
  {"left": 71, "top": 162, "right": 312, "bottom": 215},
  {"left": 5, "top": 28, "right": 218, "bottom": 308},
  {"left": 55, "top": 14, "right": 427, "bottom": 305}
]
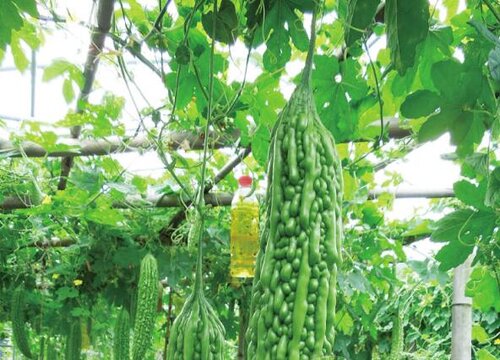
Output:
[{"left": 451, "top": 256, "right": 473, "bottom": 360}]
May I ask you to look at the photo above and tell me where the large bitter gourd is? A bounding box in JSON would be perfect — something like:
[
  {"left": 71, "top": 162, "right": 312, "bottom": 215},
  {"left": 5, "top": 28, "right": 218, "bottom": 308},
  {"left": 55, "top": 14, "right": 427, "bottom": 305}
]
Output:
[{"left": 246, "top": 10, "right": 343, "bottom": 360}]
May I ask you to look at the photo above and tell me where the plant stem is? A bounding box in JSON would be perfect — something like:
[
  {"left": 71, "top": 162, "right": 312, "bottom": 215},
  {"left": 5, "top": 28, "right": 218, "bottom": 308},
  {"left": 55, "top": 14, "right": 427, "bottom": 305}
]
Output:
[
  {"left": 301, "top": 7, "right": 318, "bottom": 86},
  {"left": 194, "top": 0, "right": 217, "bottom": 292}
]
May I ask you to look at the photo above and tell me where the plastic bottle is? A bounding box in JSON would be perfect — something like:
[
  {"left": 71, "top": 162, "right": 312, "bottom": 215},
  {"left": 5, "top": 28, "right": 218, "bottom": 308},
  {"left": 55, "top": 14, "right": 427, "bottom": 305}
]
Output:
[{"left": 230, "top": 175, "right": 259, "bottom": 279}]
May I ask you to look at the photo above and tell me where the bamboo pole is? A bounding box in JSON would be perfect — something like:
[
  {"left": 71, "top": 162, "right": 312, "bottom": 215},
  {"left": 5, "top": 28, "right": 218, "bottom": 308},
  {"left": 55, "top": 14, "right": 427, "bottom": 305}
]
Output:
[
  {"left": 451, "top": 256, "right": 473, "bottom": 360},
  {"left": 57, "top": 0, "right": 116, "bottom": 190}
]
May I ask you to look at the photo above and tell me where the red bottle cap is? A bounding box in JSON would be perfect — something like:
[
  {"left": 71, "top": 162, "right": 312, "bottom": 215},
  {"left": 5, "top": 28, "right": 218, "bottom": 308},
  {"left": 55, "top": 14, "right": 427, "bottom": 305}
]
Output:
[{"left": 238, "top": 175, "right": 252, "bottom": 187}]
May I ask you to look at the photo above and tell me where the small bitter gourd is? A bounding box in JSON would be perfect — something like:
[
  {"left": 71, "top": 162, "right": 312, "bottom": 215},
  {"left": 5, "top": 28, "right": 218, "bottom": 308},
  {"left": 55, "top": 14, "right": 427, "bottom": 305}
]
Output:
[
  {"left": 65, "top": 319, "right": 82, "bottom": 360},
  {"left": 389, "top": 305, "right": 404, "bottom": 360},
  {"left": 131, "top": 253, "right": 159, "bottom": 360},
  {"left": 11, "top": 287, "right": 34, "bottom": 359},
  {"left": 245, "top": 7, "right": 343, "bottom": 360},
  {"left": 114, "top": 308, "right": 131, "bottom": 360},
  {"left": 166, "top": 212, "right": 226, "bottom": 359},
  {"left": 46, "top": 337, "right": 57, "bottom": 360}
]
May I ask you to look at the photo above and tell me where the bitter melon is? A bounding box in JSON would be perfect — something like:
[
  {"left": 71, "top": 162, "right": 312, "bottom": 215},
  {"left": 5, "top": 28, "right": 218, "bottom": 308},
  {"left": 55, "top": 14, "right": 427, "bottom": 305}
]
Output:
[
  {"left": 65, "top": 319, "right": 82, "bottom": 360},
  {"left": 389, "top": 305, "right": 404, "bottom": 360},
  {"left": 114, "top": 308, "right": 130, "bottom": 360},
  {"left": 245, "top": 8, "right": 343, "bottom": 360},
  {"left": 166, "top": 212, "right": 226, "bottom": 359},
  {"left": 131, "top": 253, "right": 159, "bottom": 360},
  {"left": 11, "top": 287, "right": 34, "bottom": 359}
]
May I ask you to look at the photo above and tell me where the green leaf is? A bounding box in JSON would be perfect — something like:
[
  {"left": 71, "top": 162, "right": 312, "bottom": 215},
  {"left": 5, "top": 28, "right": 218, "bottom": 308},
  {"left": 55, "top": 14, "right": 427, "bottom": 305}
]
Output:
[
  {"left": 435, "top": 241, "right": 474, "bottom": 271},
  {"left": 43, "top": 59, "right": 82, "bottom": 82},
  {"left": 453, "top": 179, "right": 488, "bottom": 210},
  {"left": 164, "top": 68, "right": 196, "bottom": 109},
  {"left": 472, "top": 324, "right": 489, "bottom": 344},
  {"left": 13, "top": 0, "right": 38, "bottom": 17},
  {"left": 85, "top": 207, "right": 126, "bottom": 226},
  {"left": 449, "top": 111, "right": 485, "bottom": 156},
  {"left": 433, "top": 209, "right": 496, "bottom": 270},
  {"left": 344, "top": 0, "right": 380, "bottom": 47},
  {"left": 431, "top": 60, "right": 483, "bottom": 105},
  {"left": 385, "top": 0, "right": 429, "bottom": 75},
  {"left": 313, "top": 56, "right": 367, "bottom": 141},
  {"left": 0, "top": 1, "right": 23, "bottom": 50},
  {"left": 430, "top": 59, "right": 462, "bottom": 99},
  {"left": 476, "top": 349, "right": 496, "bottom": 360},
  {"left": 258, "top": 0, "right": 309, "bottom": 71},
  {"left": 201, "top": 0, "right": 238, "bottom": 45},
  {"left": 466, "top": 266, "right": 500, "bottom": 312},
  {"left": 62, "top": 78, "right": 75, "bottom": 103},
  {"left": 485, "top": 167, "right": 500, "bottom": 208},
  {"left": 400, "top": 90, "right": 441, "bottom": 118},
  {"left": 336, "top": 308, "right": 354, "bottom": 335},
  {"left": 417, "top": 108, "right": 457, "bottom": 143},
  {"left": 431, "top": 209, "right": 495, "bottom": 243},
  {"left": 10, "top": 31, "right": 29, "bottom": 71},
  {"left": 251, "top": 125, "right": 271, "bottom": 166}
]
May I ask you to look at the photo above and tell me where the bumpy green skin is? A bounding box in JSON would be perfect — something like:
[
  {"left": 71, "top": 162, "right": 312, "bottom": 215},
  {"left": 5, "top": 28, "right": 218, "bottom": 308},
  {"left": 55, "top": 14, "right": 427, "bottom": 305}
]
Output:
[
  {"left": 11, "top": 287, "right": 34, "bottom": 359},
  {"left": 46, "top": 337, "right": 57, "bottom": 360},
  {"left": 131, "top": 254, "right": 159, "bottom": 360},
  {"left": 166, "top": 291, "right": 226, "bottom": 360},
  {"left": 166, "top": 219, "right": 226, "bottom": 360},
  {"left": 65, "top": 320, "right": 82, "bottom": 360},
  {"left": 114, "top": 308, "right": 131, "bottom": 360},
  {"left": 246, "top": 78, "right": 343, "bottom": 359},
  {"left": 389, "top": 306, "right": 404, "bottom": 360},
  {"left": 371, "top": 345, "right": 380, "bottom": 360}
]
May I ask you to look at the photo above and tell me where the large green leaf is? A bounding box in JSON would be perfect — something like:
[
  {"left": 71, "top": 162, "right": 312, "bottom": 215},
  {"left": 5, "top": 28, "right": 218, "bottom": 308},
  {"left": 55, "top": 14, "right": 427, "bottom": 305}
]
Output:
[
  {"left": 0, "top": 0, "right": 23, "bottom": 50},
  {"left": 466, "top": 266, "right": 500, "bottom": 312},
  {"left": 385, "top": 0, "right": 430, "bottom": 75},
  {"left": 253, "top": 0, "right": 309, "bottom": 71},
  {"left": 313, "top": 55, "right": 368, "bottom": 141},
  {"left": 344, "top": 0, "right": 380, "bottom": 47},
  {"left": 432, "top": 209, "right": 496, "bottom": 270}
]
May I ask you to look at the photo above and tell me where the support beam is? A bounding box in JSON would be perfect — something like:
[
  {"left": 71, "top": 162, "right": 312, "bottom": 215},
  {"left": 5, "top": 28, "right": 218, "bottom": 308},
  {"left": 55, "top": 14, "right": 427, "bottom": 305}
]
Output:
[
  {"left": 451, "top": 256, "right": 473, "bottom": 360},
  {"left": 1, "top": 188, "right": 455, "bottom": 211},
  {"left": 0, "top": 131, "right": 236, "bottom": 157},
  {"left": 368, "top": 188, "right": 455, "bottom": 199},
  {"left": 0, "top": 119, "right": 411, "bottom": 158}
]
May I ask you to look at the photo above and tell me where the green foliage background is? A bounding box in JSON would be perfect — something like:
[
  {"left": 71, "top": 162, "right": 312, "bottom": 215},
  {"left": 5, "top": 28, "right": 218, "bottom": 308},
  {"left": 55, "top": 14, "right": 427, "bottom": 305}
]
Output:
[{"left": 0, "top": 0, "right": 498, "bottom": 359}]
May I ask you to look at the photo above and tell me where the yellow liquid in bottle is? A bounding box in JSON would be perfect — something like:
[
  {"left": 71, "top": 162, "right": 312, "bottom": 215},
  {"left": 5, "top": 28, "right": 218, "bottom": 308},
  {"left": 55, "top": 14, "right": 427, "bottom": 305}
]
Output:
[{"left": 230, "top": 202, "right": 259, "bottom": 278}]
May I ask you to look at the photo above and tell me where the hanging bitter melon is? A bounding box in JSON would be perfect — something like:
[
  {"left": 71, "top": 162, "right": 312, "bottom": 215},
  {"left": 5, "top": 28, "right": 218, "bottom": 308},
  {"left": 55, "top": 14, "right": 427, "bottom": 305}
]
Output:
[
  {"left": 132, "top": 253, "right": 159, "bottom": 360},
  {"left": 65, "top": 319, "right": 82, "bottom": 360},
  {"left": 11, "top": 287, "right": 34, "bottom": 359},
  {"left": 166, "top": 213, "right": 226, "bottom": 359},
  {"left": 245, "top": 9, "right": 343, "bottom": 360},
  {"left": 114, "top": 308, "right": 131, "bottom": 360},
  {"left": 389, "top": 305, "right": 404, "bottom": 360}
]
